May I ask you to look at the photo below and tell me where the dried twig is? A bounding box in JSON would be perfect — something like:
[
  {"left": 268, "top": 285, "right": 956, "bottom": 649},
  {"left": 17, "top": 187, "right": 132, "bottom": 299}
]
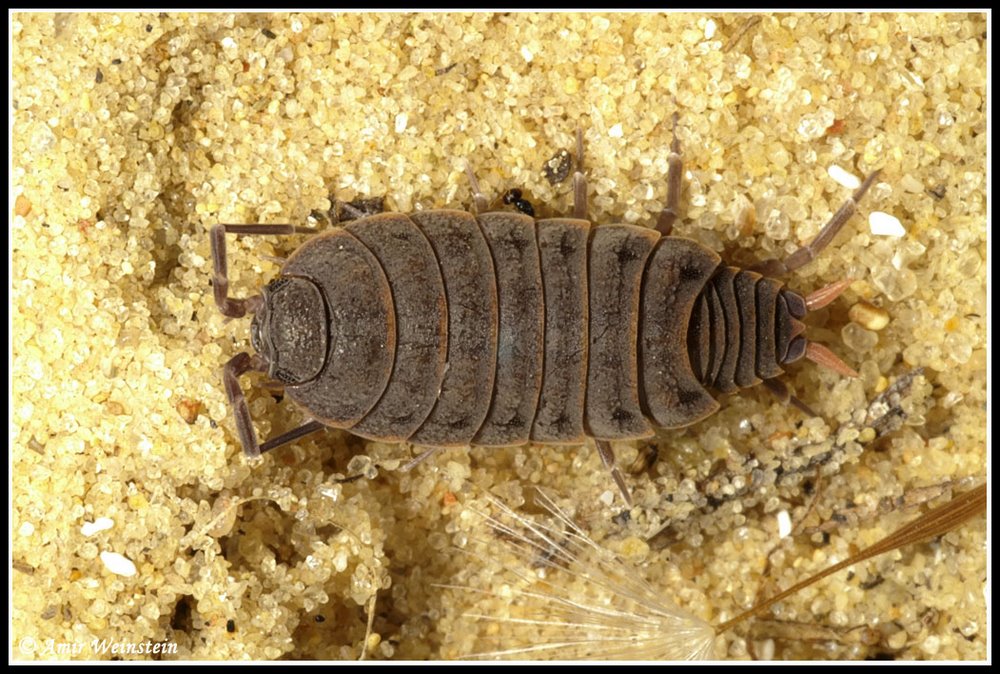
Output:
[{"left": 723, "top": 15, "right": 762, "bottom": 53}]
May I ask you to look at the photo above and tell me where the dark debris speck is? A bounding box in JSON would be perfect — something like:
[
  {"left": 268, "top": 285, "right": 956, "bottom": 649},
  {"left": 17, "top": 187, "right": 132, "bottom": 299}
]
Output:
[
  {"left": 95, "top": 69, "right": 104, "bottom": 83},
  {"left": 542, "top": 148, "right": 573, "bottom": 185},
  {"left": 112, "top": 58, "right": 122, "bottom": 65},
  {"left": 226, "top": 619, "right": 236, "bottom": 633},
  {"left": 145, "top": 24, "right": 153, "bottom": 33},
  {"left": 262, "top": 28, "right": 277, "bottom": 39}
]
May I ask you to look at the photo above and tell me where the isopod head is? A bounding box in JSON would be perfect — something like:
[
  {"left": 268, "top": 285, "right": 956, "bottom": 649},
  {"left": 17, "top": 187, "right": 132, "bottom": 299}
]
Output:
[{"left": 250, "top": 276, "right": 329, "bottom": 385}]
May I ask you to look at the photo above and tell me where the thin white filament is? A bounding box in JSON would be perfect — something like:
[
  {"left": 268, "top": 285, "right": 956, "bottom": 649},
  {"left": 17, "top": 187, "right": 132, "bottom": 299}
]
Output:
[{"left": 445, "top": 489, "right": 717, "bottom": 661}]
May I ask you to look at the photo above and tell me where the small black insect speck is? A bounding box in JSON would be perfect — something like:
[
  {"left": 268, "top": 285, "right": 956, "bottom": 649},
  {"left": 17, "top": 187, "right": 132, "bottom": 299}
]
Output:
[
  {"left": 502, "top": 188, "right": 535, "bottom": 216},
  {"left": 262, "top": 28, "right": 277, "bottom": 39},
  {"left": 111, "top": 58, "right": 122, "bottom": 65},
  {"left": 145, "top": 24, "right": 153, "bottom": 33},
  {"left": 95, "top": 69, "right": 103, "bottom": 83},
  {"left": 226, "top": 619, "right": 236, "bottom": 633}
]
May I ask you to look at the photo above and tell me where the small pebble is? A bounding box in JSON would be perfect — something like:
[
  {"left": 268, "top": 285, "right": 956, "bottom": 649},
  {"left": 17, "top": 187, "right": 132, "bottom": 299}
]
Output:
[
  {"left": 599, "top": 490, "right": 614, "bottom": 506},
  {"left": 18, "top": 521, "right": 35, "bottom": 537},
  {"left": 849, "top": 301, "right": 890, "bottom": 331},
  {"left": 81, "top": 517, "right": 115, "bottom": 536},
  {"left": 609, "top": 123, "right": 623, "bottom": 138},
  {"left": 176, "top": 398, "right": 202, "bottom": 424},
  {"left": 100, "top": 551, "right": 137, "bottom": 577},
  {"left": 14, "top": 194, "right": 32, "bottom": 216},
  {"left": 827, "top": 164, "right": 861, "bottom": 189},
  {"left": 869, "top": 211, "right": 906, "bottom": 237},
  {"left": 542, "top": 148, "right": 572, "bottom": 185},
  {"left": 776, "top": 510, "right": 792, "bottom": 539}
]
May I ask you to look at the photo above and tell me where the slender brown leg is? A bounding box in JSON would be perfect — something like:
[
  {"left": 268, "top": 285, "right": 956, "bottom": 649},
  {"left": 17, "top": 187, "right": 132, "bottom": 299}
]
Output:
[
  {"left": 465, "top": 162, "right": 490, "bottom": 215},
  {"left": 223, "top": 352, "right": 268, "bottom": 458},
  {"left": 762, "top": 377, "right": 818, "bottom": 418},
  {"left": 258, "top": 420, "right": 326, "bottom": 455},
  {"left": 572, "top": 128, "right": 588, "bottom": 220},
  {"left": 223, "top": 357, "right": 326, "bottom": 458},
  {"left": 656, "top": 112, "right": 683, "bottom": 236},
  {"left": 595, "top": 440, "right": 633, "bottom": 507},
  {"left": 751, "top": 170, "right": 882, "bottom": 277},
  {"left": 211, "top": 223, "right": 316, "bottom": 318},
  {"left": 214, "top": 223, "right": 319, "bottom": 457}
]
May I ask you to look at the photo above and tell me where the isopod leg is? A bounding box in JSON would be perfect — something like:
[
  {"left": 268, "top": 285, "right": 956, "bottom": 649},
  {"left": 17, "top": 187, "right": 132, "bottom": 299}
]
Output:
[
  {"left": 465, "top": 162, "right": 490, "bottom": 215},
  {"left": 211, "top": 223, "right": 316, "bottom": 318},
  {"left": 258, "top": 419, "right": 327, "bottom": 455},
  {"left": 595, "top": 440, "right": 633, "bottom": 507},
  {"left": 223, "top": 352, "right": 268, "bottom": 458},
  {"left": 572, "top": 128, "right": 588, "bottom": 220},
  {"left": 750, "top": 170, "right": 882, "bottom": 277},
  {"left": 655, "top": 111, "right": 683, "bottom": 236},
  {"left": 399, "top": 446, "right": 443, "bottom": 472},
  {"left": 762, "top": 377, "right": 818, "bottom": 418}
]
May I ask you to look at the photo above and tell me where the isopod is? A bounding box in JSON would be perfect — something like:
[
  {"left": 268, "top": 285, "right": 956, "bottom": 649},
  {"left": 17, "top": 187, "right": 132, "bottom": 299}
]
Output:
[{"left": 211, "top": 117, "right": 878, "bottom": 504}]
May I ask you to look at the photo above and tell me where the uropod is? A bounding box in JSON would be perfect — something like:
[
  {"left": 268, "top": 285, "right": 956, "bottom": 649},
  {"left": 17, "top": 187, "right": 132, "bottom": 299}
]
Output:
[{"left": 211, "top": 118, "right": 878, "bottom": 504}]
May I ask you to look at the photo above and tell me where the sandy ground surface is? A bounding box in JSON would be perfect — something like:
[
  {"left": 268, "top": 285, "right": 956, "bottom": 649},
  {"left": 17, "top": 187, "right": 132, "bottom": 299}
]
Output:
[{"left": 11, "top": 13, "right": 986, "bottom": 660}]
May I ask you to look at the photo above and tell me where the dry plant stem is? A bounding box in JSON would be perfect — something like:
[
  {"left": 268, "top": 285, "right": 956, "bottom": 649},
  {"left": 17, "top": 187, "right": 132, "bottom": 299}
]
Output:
[
  {"left": 714, "top": 483, "right": 986, "bottom": 634},
  {"left": 723, "top": 15, "right": 762, "bottom": 53},
  {"left": 803, "top": 476, "right": 978, "bottom": 536}
]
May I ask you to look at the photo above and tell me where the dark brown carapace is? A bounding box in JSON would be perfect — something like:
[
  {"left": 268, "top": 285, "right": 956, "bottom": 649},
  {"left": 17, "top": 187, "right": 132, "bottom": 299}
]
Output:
[{"left": 212, "top": 120, "right": 878, "bottom": 504}]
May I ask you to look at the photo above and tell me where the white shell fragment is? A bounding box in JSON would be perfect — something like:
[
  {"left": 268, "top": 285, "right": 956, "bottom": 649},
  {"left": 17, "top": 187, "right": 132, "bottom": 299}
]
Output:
[
  {"left": 777, "top": 510, "right": 793, "bottom": 539},
  {"left": 869, "top": 211, "right": 906, "bottom": 237},
  {"left": 100, "top": 551, "right": 138, "bottom": 577},
  {"left": 81, "top": 517, "right": 115, "bottom": 537},
  {"left": 828, "top": 164, "right": 861, "bottom": 189},
  {"left": 394, "top": 112, "right": 408, "bottom": 134}
]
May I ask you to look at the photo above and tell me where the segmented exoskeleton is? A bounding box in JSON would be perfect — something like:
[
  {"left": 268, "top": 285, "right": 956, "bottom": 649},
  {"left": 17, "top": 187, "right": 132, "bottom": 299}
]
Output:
[{"left": 212, "top": 119, "right": 877, "bottom": 505}]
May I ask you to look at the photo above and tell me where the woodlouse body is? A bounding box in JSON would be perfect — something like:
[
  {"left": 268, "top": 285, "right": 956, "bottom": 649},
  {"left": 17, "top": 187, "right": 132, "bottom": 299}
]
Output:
[
  {"left": 214, "top": 126, "right": 875, "bottom": 501},
  {"left": 263, "top": 210, "right": 812, "bottom": 448}
]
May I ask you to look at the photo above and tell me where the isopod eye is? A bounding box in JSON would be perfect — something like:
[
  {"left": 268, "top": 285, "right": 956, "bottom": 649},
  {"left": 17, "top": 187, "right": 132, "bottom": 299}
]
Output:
[
  {"left": 784, "top": 336, "right": 807, "bottom": 364},
  {"left": 502, "top": 188, "right": 522, "bottom": 204},
  {"left": 250, "top": 312, "right": 264, "bottom": 355},
  {"left": 267, "top": 278, "right": 291, "bottom": 294}
]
